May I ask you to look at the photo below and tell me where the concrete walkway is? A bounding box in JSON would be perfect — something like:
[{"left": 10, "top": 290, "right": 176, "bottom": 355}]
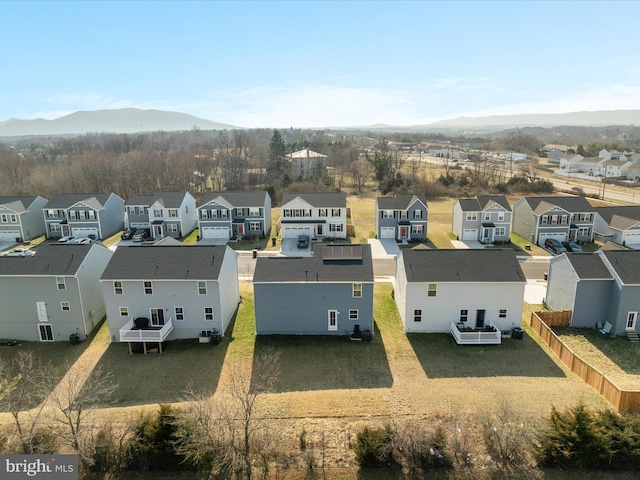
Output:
[{"left": 368, "top": 238, "right": 399, "bottom": 259}]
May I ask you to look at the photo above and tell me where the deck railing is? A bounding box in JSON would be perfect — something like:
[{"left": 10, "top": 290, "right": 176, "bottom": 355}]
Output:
[
  {"left": 119, "top": 318, "right": 174, "bottom": 342},
  {"left": 450, "top": 320, "right": 502, "bottom": 345}
]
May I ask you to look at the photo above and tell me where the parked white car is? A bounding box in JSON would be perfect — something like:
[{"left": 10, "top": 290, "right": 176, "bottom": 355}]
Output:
[
  {"left": 69, "top": 237, "right": 94, "bottom": 244},
  {"left": 57, "top": 236, "right": 76, "bottom": 243},
  {"left": 1, "top": 248, "right": 36, "bottom": 257}
]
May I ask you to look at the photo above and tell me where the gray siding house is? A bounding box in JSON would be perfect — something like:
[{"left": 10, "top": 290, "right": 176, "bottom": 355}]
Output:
[
  {"left": 101, "top": 245, "right": 240, "bottom": 343},
  {"left": 593, "top": 206, "right": 640, "bottom": 247},
  {"left": 452, "top": 195, "right": 511, "bottom": 243},
  {"left": 280, "top": 192, "right": 347, "bottom": 241},
  {"left": 286, "top": 148, "right": 327, "bottom": 178},
  {"left": 253, "top": 244, "right": 374, "bottom": 335},
  {"left": 43, "top": 193, "right": 125, "bottom": 240},
  {"left": 197, "top": 191, "right": 272, "bottom": 240},
  {"left": 125, "top": 191, "right": 197, "bottom": 239},
  {"left": 375, "top": 193, "right": 428, "bottom": 241},
  {"left": 0, "top": 243, "right": 113, "bottom": 342},
  {"left": 395, "top": 249, "right": 526, "bottom": 343},
  {"left": 512, "top": 196, "right": 595, "bottom": 246},
  {"left": 546, "top": 250, "right": 640, "bottom": 336},
  {"left": 0, "top": 195, "right": 48, "bottom": 242}
]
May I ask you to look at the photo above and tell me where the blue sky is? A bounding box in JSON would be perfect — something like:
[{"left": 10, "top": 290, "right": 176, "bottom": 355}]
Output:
[{"left": 2, "top": 1, "right": 640, "bottom": 128}]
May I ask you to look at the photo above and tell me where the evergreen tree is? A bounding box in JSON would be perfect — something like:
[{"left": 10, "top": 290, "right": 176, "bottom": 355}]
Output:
[{"left": 267, "top": 129, "right": 288, "bottom": 183}]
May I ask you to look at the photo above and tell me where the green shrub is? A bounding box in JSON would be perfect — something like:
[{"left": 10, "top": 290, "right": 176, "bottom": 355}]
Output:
[{"left": 353, "top": 425, "right": 395, "bottom": 468}]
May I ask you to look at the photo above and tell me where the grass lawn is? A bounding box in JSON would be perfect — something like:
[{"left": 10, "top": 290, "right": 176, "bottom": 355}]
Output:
[{"left": 552, "top": 326, "right": 640, "bottom": 390}]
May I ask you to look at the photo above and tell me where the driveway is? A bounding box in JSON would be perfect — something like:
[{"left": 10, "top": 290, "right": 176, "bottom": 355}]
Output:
[
  {"left": 197, "top": 238, "right": 229, "bottom": 246},
  {"left": 280, "top": 238, "right": 311, "bottom": 256},
  {"left": 0, "top": 241, "right": 17, "bottom": 253},
  {"left": 451, "top": 240, "right": 485, "bottom": 249},
  {"left": 368, "top": 238, "right": 399, "bottom": 259},
  {"left": 524, "top": 279, "right": 547, "bottom": 304}
]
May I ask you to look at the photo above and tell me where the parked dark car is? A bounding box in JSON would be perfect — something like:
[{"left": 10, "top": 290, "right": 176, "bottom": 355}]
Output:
[
  {"left": 544, "top": 238, "right": 568, "bottom": 254},
  {"left": 297, "top": 234, "right": 310, "bottom": 248},
  {"left": 132, "top": 229, "right": 151, "bottom": 242},
  {"left": 562, "top": 241, "right": 583, "bottom": 253},
  {"left": 121, "top": 228, "right": 137, "bottom": 240}
]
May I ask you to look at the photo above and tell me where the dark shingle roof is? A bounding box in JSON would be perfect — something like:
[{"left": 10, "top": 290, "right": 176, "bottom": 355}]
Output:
[
  {"left": 44, "top": 193, "right": 113, "bottom": 210},
  {"left": 125, "top": 191, "right": 191, "bottom": 208},
  {"left": 523, "top": 196, "right": 594, "bottom": 214},
  {"left": 457, "top": 195, "right": 511, "bottom": 212},
  {"left": 400, "top": 249, "right": 525, "bottom": 283},
  {"left": 0, "top": 244, "right": 94, "bottom": 276},
  {"left": 0, "top": 196, "right": 40, "bottom": 213},
  {"left": 565, "top": 253, "right": 613, "bottom": 280},
  {"left": 376, "top": 193, "right": 427, "bottom": 210},
  {"left": 201, "top": 191, "right": 268, "bottom": 207},
  {"left": 281, "top": 192, "right": 346, "bottom": 208},
  {"left": 101, "top": 245, "right": 230, "bottom": 280},
  {"left": 595, "top": 206, "right": 640, "bottom": 230},
  {"left": 253, "top": 244, "right": 373, "bottom": 283},
  {"left": 601, "top": 250, "right": 640, "bottom": 285}
]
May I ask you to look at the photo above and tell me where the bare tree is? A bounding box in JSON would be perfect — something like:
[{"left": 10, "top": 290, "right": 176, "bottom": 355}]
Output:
[{"left": 349, "top": 159, "right": 372, "bottom": 194}]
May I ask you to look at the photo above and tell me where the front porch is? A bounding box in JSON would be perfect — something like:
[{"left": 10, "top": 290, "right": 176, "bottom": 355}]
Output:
[
  {"left": 119, "top": 317, "right": 174, "bottom": 353},
  {"left": 450, "top": 320, "right": 501, "bottom": 345}
]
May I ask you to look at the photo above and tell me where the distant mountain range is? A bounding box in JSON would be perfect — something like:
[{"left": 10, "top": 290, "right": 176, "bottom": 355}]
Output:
[
  {"left": 0, "top": 108, "right": 235, "bottom": 137},
  {"left": 1, "top": 108, "right": 640, "bottom": 137}
]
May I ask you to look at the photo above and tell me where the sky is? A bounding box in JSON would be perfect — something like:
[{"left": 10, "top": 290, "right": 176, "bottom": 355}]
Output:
[{"left": 2, "top": 0, "right": 640, "bottom": 128}]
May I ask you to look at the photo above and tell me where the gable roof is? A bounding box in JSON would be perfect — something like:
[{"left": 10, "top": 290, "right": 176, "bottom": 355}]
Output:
[
  {"left": 376, "top": 193, "right": 427, "bottom": 210},
  {"left": 253, "top": 244, "right": 373, "bottom": 283},
  {"left": 0, "top": 196, "right": 41, "bottom": 214},
  {"left": 564, "top": 253, "right": 613, "bottom": 280},
  {"left": 100, "top": 245, "right": 231, "bottom": 280},
  {"left": 126, "top": 191, "right": 191, "bottom": 208},
  {"left": 458, "top": 195, "right": 510, "bottom": 212},
  {"left": 522, "top": 196, "right": 594, "bottom": 215},
  {"left": 281, "top": 192, "right": 347, "bottom": 208},
  {"left": 601, "top": 250, "right": 640, "bottom": 285},
  {"left": 201, "top": 191, "right": 268, "bottom": 207},
  {"left": 287, "top": 148, "right": 327, "bottom": 159},
  {"left": 595, "top": 206, "right": 640, "bottom": 230},
  {"left": 44, "top": 193, "right": 113, "bottom": 210},
  {"left": 0, "top": 244, "right": 95, "bottom": 276},
  {"left": 400, "top": 249, "right": 525, "bottom": 283}
]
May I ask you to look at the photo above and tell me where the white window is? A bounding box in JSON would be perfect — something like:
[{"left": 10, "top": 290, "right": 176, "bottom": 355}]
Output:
[
  {"left": 198, "top": 281, "right": 207, "bottom": 295},
  {"left": 578, "top": 227, "right": 590, "bottom": 236},
  {"left": 175, "top": 307, "right": 184, "bottom": 321},
  {"left": 411, "top": 225, "right": 423, "bottom": 234},
  {"left": 349, "top": 309, "right": 358, "bottom": 320},
  {"left": 399, "top": 210, "right": 408, "bottom": 219},
  {"left": 47, "top": 209, "right": 59, "bottom": 218},
  {"left": 353, "top": 283, "right": 362, "bottom": 298},
  {"left": 497, "top": 212, "right": 505, "bottom": 221},
  {"left": 495, "top": 226, "right": 506, "bottom": 236},
  {"left": 283, "top": 209, "right": 292, "bottom": 217},
  {"left": 154, "top": 209, "right": 163, "bottom": 218},
  {"left": 249, "top": 207, "right": 261, "bottom": 216},
  {"left": 249, "top": 221, "right": 261, "bottom": 231},
  {"left": 382, "top": 210, "right": 393, "bottom": 219},
  {"left": 56, "top": 276, "right": 66, "bottom": 290},
  {"left": 460, "top": 309, "right": 468, "bottom": 322},
  {"left": 499, "top": 309, "right": 507, "bottom": 318},
  {"left": 541, "top": 215, "right": 549, "bottom": 225},
  {"left": 8, "top": 214, "right": 17, "bottom": 223},
  {"left": 332, "top": 208, "right": 341, "bottom": 216},
  {"left": 88, "top": 210, "right": 96, "bottom": 220},
  {"left": 484, "top": 212, "right": 491, "bottom": 221},
  {"left": 38, "top": 324, "right": 54, "bottom": 342},
  {"left": 167, "top": 224, "right": 178, "bottom": 232},
  {"left": 114, "top": 281, "right": 123, "bottom": 295},
  {"left": 49, "top": 223, "right": 61, "bottom": 232},
  {"left": 200, "top": 209, "right": 207, "bottom": 218},
  {"left": 561, "top": 215, "right": 568, "bottom": 224},
  {"left": 204, "top": 307, "right": 214, "bottom": 321},
  {"left": 144, "top": 281, "right": 153, "bottom": 295},
  {"left": 235, "top": 208, "right": 244, "bottom": 217},
  {"left": 0, "top": 214, "right": 7, "bottom": 223},
  {"left": 413, "top": 209, "right": 423, "bottom": 219},
  {"left": 318, "top": 208, "right": 328, "bottom": 217},
  {"left": 119, "top": 307, "right": 129, "bottom": 317},
  {"left": 414, "top": 309, "right": 422, "bottom": 322},
  {"left": 68, "top": 211, "right": 78, "bottom": 220},
  {"left": 466, "top": 212, "right": 477, "bottom": 221},
  {"left": 61, "top": 301, "right": 70, "bottom": 311},
  {"left": 551, "top": 215, "right": 558, "bottom": 225},
  {"left": 169, "top": 209, "right": 178, "bottom": 218},
  {"left": 330, "top": 223, "right": 343, "bottom": 232},
  {"left": 78, "top": 210, "right": 86, "bottom": 220},
  {"left": 428, "top": 283, "right": 437, "bottom": 297}
]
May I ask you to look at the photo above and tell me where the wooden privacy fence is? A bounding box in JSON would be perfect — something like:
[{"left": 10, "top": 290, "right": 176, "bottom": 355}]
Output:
[
  {"left": 531, "top": 311, "right": 640, "bottom": 413},
  {"left": 535, "top": 309, "right": 571, "bottom": 326}
]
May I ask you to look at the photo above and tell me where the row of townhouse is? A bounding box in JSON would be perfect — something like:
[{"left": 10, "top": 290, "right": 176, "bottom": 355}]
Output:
[
  {"left": 556, "top": 150, "right": 640, "bottom": 180},
  {"left": 0, "top": 239, "right": 529, "bottom": 346}
]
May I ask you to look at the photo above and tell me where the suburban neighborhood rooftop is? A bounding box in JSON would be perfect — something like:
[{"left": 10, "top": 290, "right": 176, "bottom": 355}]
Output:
[{"left": 0, "top": 243, "right": 94, "bottom": 275}]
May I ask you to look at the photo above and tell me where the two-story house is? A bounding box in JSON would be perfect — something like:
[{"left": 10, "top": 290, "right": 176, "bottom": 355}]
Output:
[
  {"left": 375, "top": 193, "right": 428, "bottom": 242},
  {"left": 280, "top": 192, "right": 347, "bottom": 241},
  {"left": 286, "top": 148, "right": 328, "bottom": 178},
  {"left": 197, "top": 191, "right": 272, "bottom": 241},
  {"left": 43, "top": 193, "right": 125, "bottom": 240},
  {"left": 546, "top": 250, "right": 640, "bottom": 336},
  {"left": 0, "top": 243, "right": 113, "bottom": 341},
  {"left": 253, "top": 244, "right": 374, "bottom": 335},
  {"left": 594, "top": 205, "right": 640, "bottom": 247},
  {"left": 452, "top": 195, "right": 511, "bottom": 243},
  {"left": 101, "top": 245, "right": 240, "bottom": 350},
  {"left": 125, "top": 191, "right": 197, "bottom": 239},
  {"left": 512, "top": 196, "right": 595, "bottom": 246},
  {"left": 0, "top": 195, "right": 48, "bottom": 242}
]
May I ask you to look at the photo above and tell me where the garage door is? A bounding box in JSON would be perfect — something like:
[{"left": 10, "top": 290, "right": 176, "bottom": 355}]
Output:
[
  {"left": 0, "top": 230, "right": 21, "bottom": 242},
  {"left": 201, "top": 227, "right": 230, "bottom": 239},
  {"left": 283, "top": 227, "right": 311, "bottom": 239},
  {"left": 623, "top": 231, "right": 640, "bottom": 245},
  {"left": 380, "top": 227, "right": 395, "bottom": 239},
  {"left": 462, "top": 229, "right": 477, "bottom": 241},
  {"left": 538, "top": 232, "right": 567, "bottom": 246},
  {"left": 71, "top": 227, "right": 99, "bottom": 239}
]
